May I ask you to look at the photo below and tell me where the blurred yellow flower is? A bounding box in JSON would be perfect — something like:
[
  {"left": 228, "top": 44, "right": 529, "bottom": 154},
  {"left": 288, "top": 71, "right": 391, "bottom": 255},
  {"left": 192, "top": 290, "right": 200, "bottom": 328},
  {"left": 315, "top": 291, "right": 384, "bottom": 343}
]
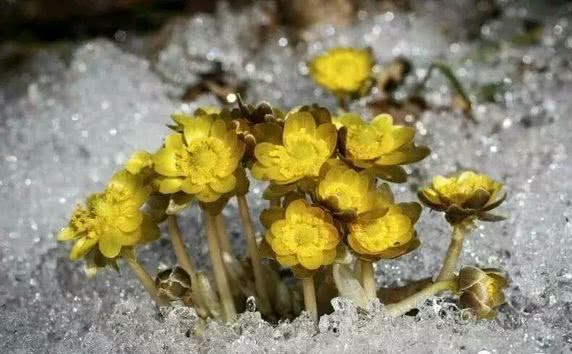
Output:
[
  {"left": 418, "top": 171, "right": 505, "bottom": 224},
  {"left": 336, "top": 113, "right": 429, "bottom": 182},
  {"left": 264, "top": 199, "right": 340, "bottom": 274},
  {"left": 348, "top": 203, "right": 421, "bottom": 261},
  {"left": 153, "top": 114, "right": 245, "bottom": 203},
  {"left": 57, "top": 171, "right": 159, "bottom": 260},
  {"left": 309, "top": 47, "right": 374, "bottom": 98},
  {"left": 458, "top": 266, "right": 507, "bottom": 319},
  {"left": 251, "top": 110, "right": 337, "bottom": 185}
]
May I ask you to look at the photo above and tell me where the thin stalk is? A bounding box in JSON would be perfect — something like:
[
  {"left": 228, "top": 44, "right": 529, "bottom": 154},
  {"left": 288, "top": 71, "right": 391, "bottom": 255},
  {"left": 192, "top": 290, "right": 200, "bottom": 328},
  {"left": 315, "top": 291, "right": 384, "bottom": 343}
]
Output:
[
  {"left": 236, "top": 195, "right": 272, "bottom": 314},
  {"left": 302, "top": 277, "right": 318, "bottom": 322},
  {"left": 385, "top": 279, "right": 458, "bottom": 317},
  {"left": 204, "top": 211, "right": 237, "bottom": 322},
  {"left": 167, "top": 215, "right": 196, "bottom": 279},
  {"left": 436, "top": 225, "right": 466, "bottom": 281},
  {"left": 123, "top": 255, "right": 167, "bottom": 306},
  {"left": 215, "top": 213, "right": 233, "bottom": 255},
  {"left": 360, "top": 260, "right": 377, "bottom": 301}
]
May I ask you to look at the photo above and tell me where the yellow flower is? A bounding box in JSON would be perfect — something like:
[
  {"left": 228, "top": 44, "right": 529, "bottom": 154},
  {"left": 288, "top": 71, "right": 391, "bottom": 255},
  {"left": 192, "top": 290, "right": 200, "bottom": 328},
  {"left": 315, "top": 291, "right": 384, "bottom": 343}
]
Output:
[
  {"left": 336, "top": 113, "right": 429, "bottom": 182},
  {"left": 458, "top": 266, "right": 507, "bottom": 319},
  {"left": 251, "top": 110, "right": 337, "bottom": 185},
  {"left": 309, "top": 47, "right": 374, "bottom": 97},
  {"left": 57, "top": 171, "right": 159, "bottom": 260},
  {"left": 418, "top": 171, "right": 506, "bottom": 224},
  {"left": 263, "top": 199, "right": 340, "bottom": 274},
  {"left": 348, "top": 203, "right": 421, "bottom": 261},
  {"left": 153, "top": 114, "right": 245, "bottom": 203},
  {"left": 316, "top": 163, "right": 390, "bottom": 219}
]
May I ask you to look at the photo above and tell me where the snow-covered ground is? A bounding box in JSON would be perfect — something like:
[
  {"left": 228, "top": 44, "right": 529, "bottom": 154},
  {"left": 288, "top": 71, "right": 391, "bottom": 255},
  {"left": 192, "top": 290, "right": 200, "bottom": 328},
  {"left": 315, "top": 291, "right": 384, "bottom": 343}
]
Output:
[{"left": 1, "top": 1, "right": 571, "bottom": 352}]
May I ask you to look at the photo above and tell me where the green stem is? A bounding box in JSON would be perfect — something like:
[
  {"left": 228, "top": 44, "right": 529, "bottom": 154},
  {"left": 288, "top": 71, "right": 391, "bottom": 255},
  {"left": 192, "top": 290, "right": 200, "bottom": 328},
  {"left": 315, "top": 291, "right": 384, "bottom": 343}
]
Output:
[
  {"left": 385, "top": 279, "right": 458, "bottom": 317},
  {"left": 360, "top": 260, "right": 377, "bottom": 301},
  {"left": 436, "top": 225, "right": 466, "bottom": 281},
  {"left": 236, "top": 195, "right": 272, "bottom": 315},
  {"left": 123, "top": 254, "right": 167, "bottom": 306},
  {"left": 204, "top": 211, "right": 237, "bottom": 322},
  {"left": 167, "top": 215, "right": 196, "bottom": 279},
  {"left": 302, "top": 277, "right": 318, "bottom": 322}
]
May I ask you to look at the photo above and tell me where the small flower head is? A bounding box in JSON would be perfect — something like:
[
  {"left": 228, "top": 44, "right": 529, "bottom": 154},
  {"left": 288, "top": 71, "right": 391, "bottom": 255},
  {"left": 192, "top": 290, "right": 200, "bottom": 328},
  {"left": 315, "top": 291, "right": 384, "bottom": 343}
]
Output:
[
  {"left": 57, "top": 171, "right": 159, "bottom": 261},
  {"left": 153, "top": 114, "right": 245, "bottom": 203},
  {"left": 316, "top": 162, "right": 390, "bottom": 220},
  {"left": 347, "top": 202, "right": 421, "bottom": 261},
  {"left": 336, "top": 113, "right": 429, "bottom": 182},
  {"left": 309, "top": 47, "right": 374, "bottom": 98},
  {"left": 458, "top": 266, "right": 507, "bottom": 319},
  {"left": 251, "top": 109, "right": 337, "bottom": 185},
  {"left": 263, "top": 199, "right": 340, "bottom": 276},
  {"left": 418, "top": 171, "right": 506, "bottom": 225}
]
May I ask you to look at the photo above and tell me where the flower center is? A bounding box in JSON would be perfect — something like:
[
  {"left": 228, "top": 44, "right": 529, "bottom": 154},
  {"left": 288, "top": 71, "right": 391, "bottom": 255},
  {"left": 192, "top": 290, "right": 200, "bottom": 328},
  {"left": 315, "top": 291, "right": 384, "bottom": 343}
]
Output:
[
  {"left": 346, "top": 125, "right": 385, "bottom": 160},
  {"left": 185, "top": 137, "right": 229, "bottom": 184}
]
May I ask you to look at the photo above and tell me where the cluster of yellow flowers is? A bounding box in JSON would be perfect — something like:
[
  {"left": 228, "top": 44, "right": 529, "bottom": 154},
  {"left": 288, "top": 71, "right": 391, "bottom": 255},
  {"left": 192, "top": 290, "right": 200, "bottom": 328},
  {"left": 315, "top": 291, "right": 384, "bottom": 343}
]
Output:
[{"left": 56, "top": 46, "right": 508, "bottom": 324}]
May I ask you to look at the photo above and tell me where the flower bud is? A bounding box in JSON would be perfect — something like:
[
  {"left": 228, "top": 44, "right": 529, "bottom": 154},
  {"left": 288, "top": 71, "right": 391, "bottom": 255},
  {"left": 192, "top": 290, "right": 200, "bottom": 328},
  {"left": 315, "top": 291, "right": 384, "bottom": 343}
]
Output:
[
  {"left": 155, "top": 267, "right": 193, "bottom": 304},
  {"left": 458, "top": 266, "right": 507, "bottom": 319}
]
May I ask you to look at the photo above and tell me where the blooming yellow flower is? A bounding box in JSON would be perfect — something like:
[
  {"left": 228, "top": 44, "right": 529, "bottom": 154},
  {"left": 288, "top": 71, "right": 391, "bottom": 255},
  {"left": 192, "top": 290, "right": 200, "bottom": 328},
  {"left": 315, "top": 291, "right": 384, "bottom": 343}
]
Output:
[
  {"left": 336, "top": 113, "right": 429, "bottom": 182},
  {"left": 153, "top": 114, "right": 245, "bottom": 203},
  {"left": 57, "top": 171, "right": 159, "bottom": 260},
  {"left": 458, "top": 266, "right": 507, "bottom": 319},
  {"left": 309, "top": 47, "right": 374, "bottom": 98},
  {"left": 418, "top": 171, "right": 505, "bottom": 224},
  {"left": 251, "top": 110, "right": 337, "bottom": 185},
  {"left": 264, "top": 199, "right": 340, "bottom": 274},
  {"left": 348, "top": 203, "right": 421, "bottom": 261},
  {"left": 316, "top": 163, "right": 390, "bottom": 219}
]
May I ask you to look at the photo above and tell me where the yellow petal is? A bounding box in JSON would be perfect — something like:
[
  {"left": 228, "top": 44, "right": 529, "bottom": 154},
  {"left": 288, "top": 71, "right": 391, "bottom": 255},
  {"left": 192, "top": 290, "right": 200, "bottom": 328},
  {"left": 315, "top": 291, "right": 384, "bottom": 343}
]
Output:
[
  {"left": 371, "top": 114, "right": 393, "bottom": 131},
  {"left": 159, "top": 177, "right": 183, "bottom": 194},
  {"left": 99, "top": 230, "right": 122, "bottom": 258},
  {"left": 315, "top": 123, "right": 337, "bottom": 156},
  {"left": 285, "top": 199, "right": 308, "bottom": 221},
  {"left": 210, "top": 118, "right": 228, "bottom": 140},
  {"left": 70, "top": 237, "right": 98, "bottom": 261},
  {"left": 322, "top": 249, "right": 337, "bottom": 265},
  {"left": 210, "top": 174, "right": 236, "bottom": 193},
  {"left": 276, "top": 254, "right": 299, "bottom": 267},
  {"left": 165, "top": 133, "right": 184, "bottom": 149},
  {"left": 297, "top": 249, "right": 323, "bottom": 270},
  {"left": 116, "top": 211, "right": 143, "bottom": 233},
  {"left": 284, "top": 112, "right": 316, "bottom": 148},
  {"left": 154, "top": 148, "right": 181, "bottom": 177},
  {"left": 183, "top": 115, "right": 213, "bottom": 144},
  {"left": 196, "top": 187, "right": 221, "bottom": 203},
  {"left": 57, "top": 227, "right": 77, "bottom": 241},
  {"left": 254, "top": 142, "right": 280, "bottom": 166},
  {"left": 181, "top": 177, "right": 204, "bottom": 194},
  {"left": 382, "top": 126, "right": 415, "bottom": 152}
]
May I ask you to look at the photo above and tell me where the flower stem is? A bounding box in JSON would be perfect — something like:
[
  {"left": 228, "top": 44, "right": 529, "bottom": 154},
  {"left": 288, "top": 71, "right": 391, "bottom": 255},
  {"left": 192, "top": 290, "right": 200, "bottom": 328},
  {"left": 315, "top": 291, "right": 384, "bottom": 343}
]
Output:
[
  {"left": 236, "top": 195, "right": 272, "bottom": 315},
  {"left": 167, "top": 215, "right": 196, "bottom": 279},
  {"left": 302, "top": 277, "right": 318, "bottom": 322},
  {"left": 384, "top": 278, "right": 458, "bottom": 317},
  {"left": 204, "top": 211, "right": 237, "bottom": 322},
  {"left": 360, "top": 260, "right": 377, "bottom": 301},
  {"left": 123, "top": 254, "right": 167, "bottom": 306},
  {"left": 215, "top": 213, "right": 233, "bottom": 255},
  {"left": 436, "top": 225, "right": 466, "bottom": 281}
]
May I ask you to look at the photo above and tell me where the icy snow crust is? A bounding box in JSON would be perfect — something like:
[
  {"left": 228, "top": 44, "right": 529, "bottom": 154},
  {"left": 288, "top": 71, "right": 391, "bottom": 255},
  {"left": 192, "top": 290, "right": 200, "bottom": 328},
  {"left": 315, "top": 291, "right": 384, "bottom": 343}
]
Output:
[{"left": 1, "top": 1, "right": 572, "bottom": 353}]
